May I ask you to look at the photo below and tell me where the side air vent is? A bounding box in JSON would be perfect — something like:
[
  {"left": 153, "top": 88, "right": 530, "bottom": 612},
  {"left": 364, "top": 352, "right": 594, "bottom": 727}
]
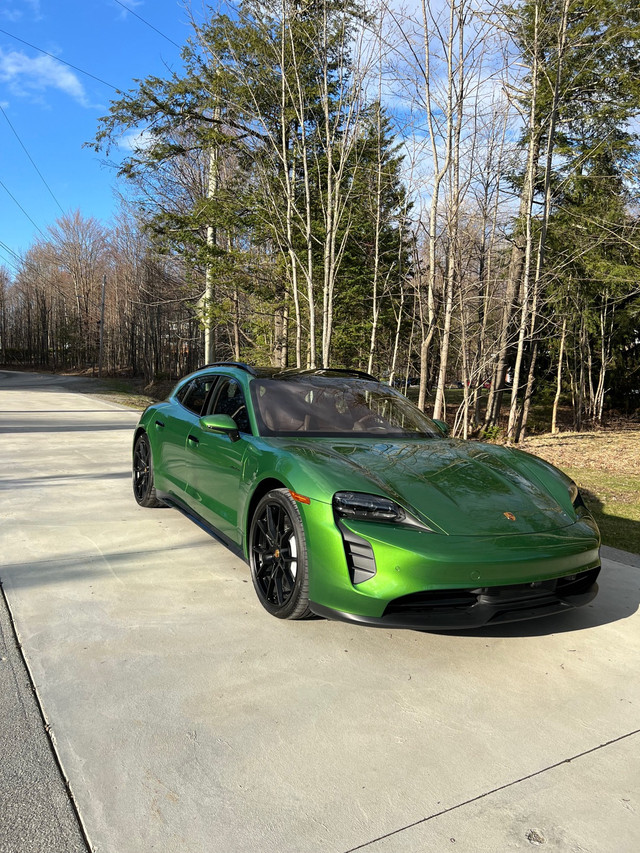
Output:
[{"left": 339, "top": 523, "right": 377, "bottom": 585}]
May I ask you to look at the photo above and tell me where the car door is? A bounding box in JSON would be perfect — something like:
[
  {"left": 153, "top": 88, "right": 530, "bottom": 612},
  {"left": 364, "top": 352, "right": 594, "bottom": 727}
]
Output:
[
  {"left": 185, "top": 376, "right": 251, "bottom": 544},
  {"left": 156, "top": 375, "right": 219, "bottom": 497}
]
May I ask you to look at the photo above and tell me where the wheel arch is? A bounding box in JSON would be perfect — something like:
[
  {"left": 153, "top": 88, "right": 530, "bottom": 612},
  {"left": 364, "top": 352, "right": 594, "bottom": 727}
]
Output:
[
  {"left": 244, "top": 477, "right": 288, "bottom": 557},
  {"left": 133, "top": 425, "right": 148, "bottom": 457}
]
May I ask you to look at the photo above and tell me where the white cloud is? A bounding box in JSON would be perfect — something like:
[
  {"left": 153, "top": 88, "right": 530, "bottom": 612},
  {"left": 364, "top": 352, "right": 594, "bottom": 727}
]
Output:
[
  {"left": 113, "top": 0, "right": 144, "bottom": 22},
  {"left": 119, "top": 128, "right": 155, "bottom": 152},
  {"left": 1, "top": 1, "right": 42, "bottom": 23},
  {"left": 0, "top": 49, "right": 88, "bottom": 105}
]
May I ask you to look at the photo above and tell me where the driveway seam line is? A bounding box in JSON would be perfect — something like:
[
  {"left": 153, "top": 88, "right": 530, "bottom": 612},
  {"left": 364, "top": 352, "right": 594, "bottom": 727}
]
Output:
[
  {"left": 0, "top": 579, "right": 94, "bottom": 853},
  {"left": 343, "top": 728, "right": 640, "bottom": 852}
]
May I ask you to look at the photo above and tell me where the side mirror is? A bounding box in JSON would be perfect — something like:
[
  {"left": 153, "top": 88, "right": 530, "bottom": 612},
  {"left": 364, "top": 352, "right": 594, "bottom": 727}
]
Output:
[
  {"left": 433, "top": 418, "right": 450, "bottom": 437},
  {"left": 199, "top": 414, "right": 241, "bottom": 442}
]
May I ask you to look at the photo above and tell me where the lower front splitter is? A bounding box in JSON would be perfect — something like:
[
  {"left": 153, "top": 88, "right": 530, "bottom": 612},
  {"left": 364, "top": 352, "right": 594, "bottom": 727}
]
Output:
[{"left": 310, "top": 575, "right": 599, "bottom": 630}]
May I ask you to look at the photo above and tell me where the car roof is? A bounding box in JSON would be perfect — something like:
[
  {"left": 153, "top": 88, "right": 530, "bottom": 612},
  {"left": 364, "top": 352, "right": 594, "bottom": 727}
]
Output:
[{"left": 198, "top": 362, "right": 377, "bottom": 382}]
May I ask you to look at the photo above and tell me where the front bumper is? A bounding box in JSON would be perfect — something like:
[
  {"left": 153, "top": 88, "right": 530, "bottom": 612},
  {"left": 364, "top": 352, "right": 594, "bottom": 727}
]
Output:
[
  {"left": 311, "top": 566, "right": 600, "bottom": 630},
  {"left": 300, "top": 498, "right": 601, "bottom": 627}
]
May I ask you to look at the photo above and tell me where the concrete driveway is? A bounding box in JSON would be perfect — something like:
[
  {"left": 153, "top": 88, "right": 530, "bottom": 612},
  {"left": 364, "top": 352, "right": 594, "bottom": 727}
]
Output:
[{"left": 1, "top": 369, "right": 639, "bottom": 853}]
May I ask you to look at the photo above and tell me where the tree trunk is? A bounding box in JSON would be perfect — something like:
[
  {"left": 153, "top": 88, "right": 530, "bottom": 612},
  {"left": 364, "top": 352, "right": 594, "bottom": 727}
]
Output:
[
  {"left": 508, "top": 0, "right": 570, "bottom": 441},
  {"left": 417, "top": 0, "right": 455, "bottom": 412},
  {"left": 551, "top": 316, "right": 567, "bottom": 434}
]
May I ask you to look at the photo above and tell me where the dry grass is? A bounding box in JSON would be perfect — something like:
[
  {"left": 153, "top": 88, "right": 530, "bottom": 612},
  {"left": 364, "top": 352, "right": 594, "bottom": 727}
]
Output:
[
  {"left": 522, "top": 430, "right": 640, "bottom": 554},
  {"left": 66, "top": 375, "right": 173, "bottom": 411}
]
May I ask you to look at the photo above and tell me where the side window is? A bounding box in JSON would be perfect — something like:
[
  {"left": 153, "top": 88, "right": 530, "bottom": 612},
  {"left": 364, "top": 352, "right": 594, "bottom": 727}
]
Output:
[
  {"left": 180, "top": 375, "right": 217, "bottom": 416},
  {"left": 209, "top": 377, "right": 251, "bottom": 434},
  {"left": 174, "top": 380, "right": 193, "bottom": 405}
]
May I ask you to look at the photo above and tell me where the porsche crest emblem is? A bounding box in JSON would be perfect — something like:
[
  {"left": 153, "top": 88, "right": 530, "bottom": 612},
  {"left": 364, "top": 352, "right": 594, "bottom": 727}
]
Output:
[{"left": 503, "top": 512, "right": 516, "bottom": 521}]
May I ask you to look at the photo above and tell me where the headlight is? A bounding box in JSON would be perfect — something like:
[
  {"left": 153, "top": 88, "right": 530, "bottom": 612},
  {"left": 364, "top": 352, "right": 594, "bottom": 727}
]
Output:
[
  {"left": 332, "top": 492, "right": 435, "bottom": 532},
  {"left": 333, "top": 492, "right": 405, "bottom": 522}
]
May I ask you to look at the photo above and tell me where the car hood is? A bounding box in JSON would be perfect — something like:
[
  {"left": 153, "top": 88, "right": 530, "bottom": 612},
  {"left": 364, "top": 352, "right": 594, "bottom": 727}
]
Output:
[{"left": 275, "top": 437, "right": 577, "bottom": 536}]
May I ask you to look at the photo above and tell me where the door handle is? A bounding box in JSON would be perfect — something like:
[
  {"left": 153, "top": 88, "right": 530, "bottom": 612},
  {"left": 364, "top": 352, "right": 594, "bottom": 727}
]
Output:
[
  {"left": 155, "top": 419, "right": 165, "bottom": 428},
  {"left": 187, "top": 434, "right": 199, "bottom": 445}
]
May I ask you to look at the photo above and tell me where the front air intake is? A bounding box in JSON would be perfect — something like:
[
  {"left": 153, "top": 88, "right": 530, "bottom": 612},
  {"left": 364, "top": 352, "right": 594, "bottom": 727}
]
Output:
[{"left": 339, "top": 524, "right": 376, "bottom": 585}]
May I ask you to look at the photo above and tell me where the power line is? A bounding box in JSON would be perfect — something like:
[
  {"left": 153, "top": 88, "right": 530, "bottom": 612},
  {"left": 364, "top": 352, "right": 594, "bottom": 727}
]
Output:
[
  {"left": 0, "top": 239, "right": 22, "bottom": 263},
  {"left": 0, "top": 9, "right": 182, "bottom": 268},
  {"left": 0, "top": 27, "right": 121, "bottom": 91},
  {"left": 0, "top": 178, "right": 46, "bottom": 238},
  {"left": 0, "top": 104, "right": 65, "bottom": 215},
  {"left": 0, "top": 240, "right": 73, "bottom": 302},
  {"left": 0, "top": 28, "right": 122, "bottom": 263},
  {"left": 112, "top": 0, "right": 182, "bottom": 50},
  {"left": 0, "top": 244, "right": 21, "bottom": 273},
  {"left": 0, "top": 242, "right": 45, "bottom": 286}
]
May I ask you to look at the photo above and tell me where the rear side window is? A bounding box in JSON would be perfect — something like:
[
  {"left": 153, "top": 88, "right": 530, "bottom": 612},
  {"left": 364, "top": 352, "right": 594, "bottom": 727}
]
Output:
[
  {"left": 177, "top": 375, "right": 218, "bottom": 416},
  {"left": 175, "top": 381, "right": 193, "bottom": 405}
]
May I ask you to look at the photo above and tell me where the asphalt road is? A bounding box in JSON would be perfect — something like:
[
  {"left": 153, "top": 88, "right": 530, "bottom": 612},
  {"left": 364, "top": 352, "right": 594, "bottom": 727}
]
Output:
[
  {"left": 0, "top": 584, "right": 88, "bottom": 853},
  {"left": 1, "top": 369, "right": 639, "bottom": 853}
]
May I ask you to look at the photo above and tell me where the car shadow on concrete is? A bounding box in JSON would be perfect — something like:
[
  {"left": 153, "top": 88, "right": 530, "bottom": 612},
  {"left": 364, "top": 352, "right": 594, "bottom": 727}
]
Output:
[
  {"left": 0, "top": 471, "right": 132, "bottom": 489},
  {"left": 0, "top": 539, "right": 213, "bottom": 592},
  {"left": 0, "top": 422, "right": 134, "bottom": 434}
]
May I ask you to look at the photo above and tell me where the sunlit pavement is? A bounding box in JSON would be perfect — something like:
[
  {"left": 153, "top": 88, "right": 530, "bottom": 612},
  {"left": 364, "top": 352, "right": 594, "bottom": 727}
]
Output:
[{"left": 1, "top": 369, "right": 639, "bottom": 853}]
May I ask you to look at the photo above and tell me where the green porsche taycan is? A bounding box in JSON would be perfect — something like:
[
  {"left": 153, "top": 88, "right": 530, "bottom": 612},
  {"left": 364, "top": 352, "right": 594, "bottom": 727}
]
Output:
[{"left": 132, "top": 362, "right": 600, "bottom": 629}]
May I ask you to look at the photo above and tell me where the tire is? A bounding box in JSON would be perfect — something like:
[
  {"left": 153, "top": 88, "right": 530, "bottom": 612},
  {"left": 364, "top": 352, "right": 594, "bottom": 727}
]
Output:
[
  {"left": 132, "top": 433, "right": 165, "bottom": 508},
  {"left": 249, "top": 489, "right": 312, "bottom": 619}
]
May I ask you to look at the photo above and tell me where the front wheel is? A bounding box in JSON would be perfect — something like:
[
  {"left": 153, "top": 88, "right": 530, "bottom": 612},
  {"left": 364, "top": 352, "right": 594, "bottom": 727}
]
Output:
[
  {"left": 249, "top": 489, "right": 312, "bottom": 619},
  {"left": 132, "top": 433, "right": 165, "bottom": 508}
]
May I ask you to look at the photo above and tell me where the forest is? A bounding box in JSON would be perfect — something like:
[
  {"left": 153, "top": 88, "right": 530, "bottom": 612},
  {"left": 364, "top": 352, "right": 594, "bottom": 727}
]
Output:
[{"left": 1, "top": 0, "right": 639, "bottom": 441}]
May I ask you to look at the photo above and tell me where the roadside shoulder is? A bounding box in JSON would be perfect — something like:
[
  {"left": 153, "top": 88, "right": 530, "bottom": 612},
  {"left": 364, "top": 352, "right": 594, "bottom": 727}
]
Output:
[
  {"left": 0, "top": 585, "right": 89, "bottom": 853},
  {"left": 601, "top": 545, "right": 640, "bottom": 568}
]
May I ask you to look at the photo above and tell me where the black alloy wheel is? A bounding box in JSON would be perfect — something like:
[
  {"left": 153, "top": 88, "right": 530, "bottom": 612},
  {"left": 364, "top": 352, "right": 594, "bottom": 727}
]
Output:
[
  {"left": 249, "top": 489, "right": 312, "bottom": 619},
  {"left": 132, "top": 433, "right": 164, "bottom": 508}
]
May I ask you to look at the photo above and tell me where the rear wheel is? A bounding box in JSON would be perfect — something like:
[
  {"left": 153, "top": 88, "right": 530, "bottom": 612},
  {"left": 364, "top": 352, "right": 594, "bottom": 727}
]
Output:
[
  {"left": 132, "top": 433, "right": 164, "bottom": 508},
  {"left": 249, "top": 489, "right": 312, "bottom": 619}
]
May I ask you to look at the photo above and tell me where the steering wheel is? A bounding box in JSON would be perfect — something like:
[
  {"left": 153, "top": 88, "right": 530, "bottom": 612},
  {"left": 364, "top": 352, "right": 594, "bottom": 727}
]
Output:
[{"left": 354, "top": 413, "right": 387, "bottom": 432}]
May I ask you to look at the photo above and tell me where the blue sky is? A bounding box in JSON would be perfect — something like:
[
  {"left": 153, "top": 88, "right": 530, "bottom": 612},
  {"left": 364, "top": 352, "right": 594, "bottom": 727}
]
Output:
[{"left": 0, "top": 0, "right": 197, "bottom": 273}]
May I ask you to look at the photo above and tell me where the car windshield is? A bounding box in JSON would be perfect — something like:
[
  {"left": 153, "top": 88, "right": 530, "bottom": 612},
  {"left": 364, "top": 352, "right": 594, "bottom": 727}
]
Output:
[{"left": 251, "top": 376, "right": 441, "bottom": 438}]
